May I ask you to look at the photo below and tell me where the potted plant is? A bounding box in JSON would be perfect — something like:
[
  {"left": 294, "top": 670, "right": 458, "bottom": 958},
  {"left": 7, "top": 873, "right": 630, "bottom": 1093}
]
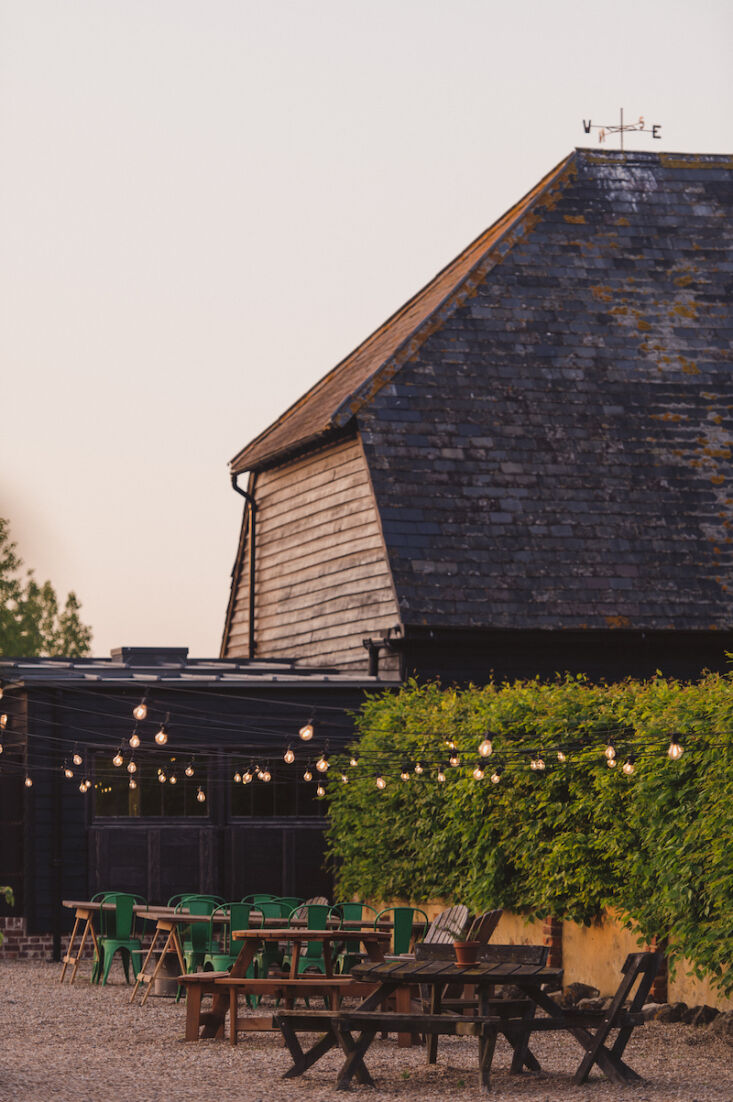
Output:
[{"left": 453, "top": 914, "right": 482, "bottom": 965}]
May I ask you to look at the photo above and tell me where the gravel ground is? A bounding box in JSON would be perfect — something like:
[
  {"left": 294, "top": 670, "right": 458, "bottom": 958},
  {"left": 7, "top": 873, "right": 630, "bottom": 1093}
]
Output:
[{"left": 1, "top": 961, "right": 732, "bottom": 1102}]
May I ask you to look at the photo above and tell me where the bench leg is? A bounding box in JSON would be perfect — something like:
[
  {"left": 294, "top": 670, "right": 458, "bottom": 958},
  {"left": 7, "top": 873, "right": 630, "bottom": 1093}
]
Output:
[
  {"left": 280, "top": 1022, "right": 338, "bottom": 1078},
  {"left": 478, "top": 1026, "right": 497, "bottom": 1094},
  {"left": 335, "top": 1027, "right": 376, "bottom": 1090},
  {"left": 185, "top": 985, "right": 203, "bottom": 1041}
]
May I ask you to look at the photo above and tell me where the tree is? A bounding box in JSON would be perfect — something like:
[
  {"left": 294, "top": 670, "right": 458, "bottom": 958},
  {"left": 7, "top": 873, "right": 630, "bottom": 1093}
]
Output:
[{"left": 0, "top": 517, "right": 92, "bottom": 657}]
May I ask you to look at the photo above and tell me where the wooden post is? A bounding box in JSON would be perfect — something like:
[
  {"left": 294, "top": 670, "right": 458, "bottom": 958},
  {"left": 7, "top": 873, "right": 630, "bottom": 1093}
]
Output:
[{"left": 543, "top": 916, "right": 563, "bottom": 971}]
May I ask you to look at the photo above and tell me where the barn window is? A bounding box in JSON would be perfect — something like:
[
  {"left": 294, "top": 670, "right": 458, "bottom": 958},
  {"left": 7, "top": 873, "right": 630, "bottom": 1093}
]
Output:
[
  {"left": 230, "top": 760, "right": 325, "bottom": 818},
  {"left": 93, "top": 752, "right": 208, "bottom": 817}
]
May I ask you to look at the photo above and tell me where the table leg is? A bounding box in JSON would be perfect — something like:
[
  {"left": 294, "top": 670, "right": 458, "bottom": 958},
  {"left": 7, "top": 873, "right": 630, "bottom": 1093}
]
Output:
[
  {"left": 396, "top": 984, "right": 415, "bottom": 1049},
  {"left": 426, "top": 984, "right": 442, "bottom": 1063},
  {"left": 478, "top": 1026, "right": 497, "bottom": 1094},
  {"left": 60, "top": 915, "right": 81, "bottom": 983},
  {"left": 141, "top": 925, "right": 184, "bottom": 1007},
  {"left": 130, "top": 927, "right": 161, "bottom": 1003},
  {"left": 72, "top": 913, "right": 98, "bottom": 985}
]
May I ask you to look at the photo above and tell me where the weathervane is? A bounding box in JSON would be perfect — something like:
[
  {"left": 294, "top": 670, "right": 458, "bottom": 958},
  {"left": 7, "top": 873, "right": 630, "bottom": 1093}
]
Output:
[{"left": 582, "top": 108, "right": 661, "bottom": 151}]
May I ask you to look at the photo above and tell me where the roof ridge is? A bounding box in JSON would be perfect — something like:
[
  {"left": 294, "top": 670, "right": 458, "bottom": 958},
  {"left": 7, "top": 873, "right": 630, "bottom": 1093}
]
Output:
[{"left": 230, "top": 150, "right": 577, "bottom": 472}]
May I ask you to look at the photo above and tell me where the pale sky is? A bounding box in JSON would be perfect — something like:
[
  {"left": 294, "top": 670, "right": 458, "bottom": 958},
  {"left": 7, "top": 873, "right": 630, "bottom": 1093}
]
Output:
[{"left": 1, "top": 0, "right": 731, "bottom": 658}]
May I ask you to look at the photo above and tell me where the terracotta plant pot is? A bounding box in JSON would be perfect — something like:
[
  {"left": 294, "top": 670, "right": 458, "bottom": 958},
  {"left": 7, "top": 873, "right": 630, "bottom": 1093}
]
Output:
[{"left": 454, "top": 940, "right": 480, "bottom": 965}]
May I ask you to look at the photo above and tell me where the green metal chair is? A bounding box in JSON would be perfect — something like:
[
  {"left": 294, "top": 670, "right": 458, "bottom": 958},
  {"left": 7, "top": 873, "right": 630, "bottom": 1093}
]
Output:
[
  {"left": 204, "top": 903, "right": 260, "bottom": 1007},
  {"left": 274, "top": 896, "right": 304, "bottom": 913},
  {"left": 282, "top": 903, "right": 332, "bottom": 976},
  {"left": 329, "top": 901, "right": 378, "bottom": 973},
  {"left": 94, "top": 892, "right": 146, "bottom": 985},
  {"left": 240, "top": 893, "right": 277, "bottom": 905},
  {"left": 252, "top": 899, "right": 291, "bottom": 978},
  {"left": 374, "top": 906, "right": 429, "bottom": 956}
]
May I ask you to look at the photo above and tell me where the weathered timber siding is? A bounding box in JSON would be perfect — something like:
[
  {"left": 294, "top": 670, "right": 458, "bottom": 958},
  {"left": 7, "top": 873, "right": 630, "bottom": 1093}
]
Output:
[{"left": 224, "top": 438, "right": 401, "bottom": 672}]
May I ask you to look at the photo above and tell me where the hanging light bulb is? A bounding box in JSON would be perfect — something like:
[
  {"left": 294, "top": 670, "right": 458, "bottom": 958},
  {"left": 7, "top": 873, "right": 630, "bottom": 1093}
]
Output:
[
  {"left": 606, "top": 756, "right": 617, "bottom": 768},
  {"left": 0, "top": 714, "right": 7, "bottom": 729},
  {"left": 242, "top": 769, "right": 253, "bottom": 784},
  {"left": 64, "top": 764, "right": 74, "bottom": 779},
  {"left": 449, "top": 752, "right": 460, "bottom": 767},
  {"left": 73, "top": 750, "right": 83, "bottom": 767},
  {"left": 303, "top": 764, "right": 313, "bottom": 782},
  {"left": 0, "top": 684, "right": 3, "bottom": 700},
  {"left": 478, "top": 736, "right": 493, "bottom": 758},
  {"left": 414, "top": 760, "right": 424, "bottom": 775},
  {"left": 79, "top": 780, "right": 87, "bottom": 793},
  {"left": 445, "top": 739, "right": 456, "bottom": 751},
  {"left": 604, "top": 741, "right": 616, "bottom": 761},
  {"left": 376, "top": 774, "right": 386, "bottom": 790},
  {"left": 490, "top": 766, "right": 503, "bottom": 784},
  {"left": 129, "top": 729, "right": 140, "bottom": 749},
  {"left": 233, "top": 771, "right": 242, "bottom": 783},
  {"left": 129, "top": 777, "right": 137, "bottom": 790},
  {"left": 437, "top": 765, "right": 446, "bottom": 783},
  {"left": 133, "top": 696, "right": 148, "bottom": 721},
  {"left": 0, "top": 742, "right": 3, "bottom": 754},
  {"left": 113, "top": 749, "right": 124, "bottom": 768},
  {"left": 127, "top": 759, "right": 137, "bottom": 774},
  {"left": 349, "top": 753, "right": 359, "bottom": 768},
  {"left": 316, "top": 752, "right": 329, "bottom": 773},
  {"left": 299, "top": 720, "right": 314, "bottom": 741},
  {"left": 185, "top": 761, "right": 194, "bottom": 777},
  {"left": 535, "top": 756, "right": 545, "bottom": 771},
  {"left": 261, "top": 766, "right": 272, "bottom": 782},
  {"left": 340, "top": 773, "right": 348, "bottom": 783},
  {"left": 196, "top": 787, "right": 206, "bottom": 803},
  {"left": 400, "top": 762, "right": 411, "bottom": 781},
  {"left": 472, "top": 763, "right": 485, "bottom": 780},
  {"left": 557, "top": 750, "right": 567, "bottom": 763},
  {"left": 24, "top": 775, "right": 33, "bottom": 788},
  {"left": 284, "top": 746, "right": 295, "bottom": 764},
  {"left": 668, "top": 735, "right": 684, "bottom": 761},
  {"left": 158, "top": 770, "right": 167, "bottom": 783},
  {"left": 154, "top": 723, "right": 168, "bottom": 746},
  {"left": 169, "top": 773, "right": 177, "bottom": 785},
  {"left": 316, "top": 783, "right": 325, "bottom": 798},
  {"left": 622, "top": 755, "right": 636, "bottom": 776}
]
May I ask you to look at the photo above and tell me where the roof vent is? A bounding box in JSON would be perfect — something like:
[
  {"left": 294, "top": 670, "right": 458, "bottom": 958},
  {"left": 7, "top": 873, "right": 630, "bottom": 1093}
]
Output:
[{"left": 110, "top": 647, "right": 189, "bottom": 667}]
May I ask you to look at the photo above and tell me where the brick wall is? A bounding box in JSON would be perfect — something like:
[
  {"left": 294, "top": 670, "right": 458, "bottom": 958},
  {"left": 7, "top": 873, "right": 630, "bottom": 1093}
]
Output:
[{"left": 0, "top": 916, "right": 56, "bottom": 961}]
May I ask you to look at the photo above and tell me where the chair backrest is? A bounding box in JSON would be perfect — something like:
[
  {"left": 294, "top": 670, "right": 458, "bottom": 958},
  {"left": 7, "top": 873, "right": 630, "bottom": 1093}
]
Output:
[
  {"left": 330, "top": 901, "right": 378, "bottom": 923},
  {"left": 241, "top": 893, "right": 277, "bottom": 905},
  {"left": 176, "top": 896, "right": 220, "bottom": 952},
  {"left": 415, "top": 941, "right": 549, "bottom": 965},
  {"left": 100, "top": 892, "right": 144, "bottom": 940},
  {"left": 256, "top": 900, "right": 290, "bottom": 919},
  {"left": 289, "top": 903, "right": 330, "bottom": 930},
  {"left": 210, "top": 902, "right": 256, "bottom": 954},
  {"left": 466, "top": 908, "right": 503, "bottom": 944},
  {"left": 275, "top": 897, "right": 304, "bottom": 912},
  {"left": 375, "top": 907, "right": 429, "bottom": 955},
  {"left": 423, "top": 904, "right": 470, "bottom": 944}
]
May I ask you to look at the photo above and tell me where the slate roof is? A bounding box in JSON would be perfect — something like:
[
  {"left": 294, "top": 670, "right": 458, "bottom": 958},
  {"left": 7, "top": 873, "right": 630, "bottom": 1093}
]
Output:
[{"left": 231, "top": 149, "right": 733, "bottom": 633}]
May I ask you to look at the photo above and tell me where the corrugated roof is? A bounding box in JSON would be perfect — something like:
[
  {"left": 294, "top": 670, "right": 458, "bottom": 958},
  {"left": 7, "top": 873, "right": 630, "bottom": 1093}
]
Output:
[{"left": 230, "top": 151, "right": 576, "bottom": 473}]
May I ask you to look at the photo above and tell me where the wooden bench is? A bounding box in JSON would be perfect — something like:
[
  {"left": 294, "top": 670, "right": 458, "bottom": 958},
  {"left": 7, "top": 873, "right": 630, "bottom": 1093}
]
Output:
[{"left": 178, "top": 972, "right": 375, "bottom": 1045}]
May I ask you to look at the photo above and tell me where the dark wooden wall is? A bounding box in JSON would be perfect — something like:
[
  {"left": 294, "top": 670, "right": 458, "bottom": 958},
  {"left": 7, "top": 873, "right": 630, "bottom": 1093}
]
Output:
[{"left": 223, "top": 437, "right": 401, "bottom": 673}]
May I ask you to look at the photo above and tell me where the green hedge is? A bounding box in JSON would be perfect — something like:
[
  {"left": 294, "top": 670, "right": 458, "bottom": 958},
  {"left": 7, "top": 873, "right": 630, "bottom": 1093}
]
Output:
[{"left": 325, "top": 675, "right": 733, "bottom": 995}]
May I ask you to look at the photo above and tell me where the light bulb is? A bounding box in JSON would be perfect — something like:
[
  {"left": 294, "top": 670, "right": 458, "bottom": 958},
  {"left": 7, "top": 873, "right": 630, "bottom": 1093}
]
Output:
[
  {"left": 446, "top": 740, "right": 456, "bottom": 751},
  {"left": 196, "top": 787, "right": 206, "bottom": 803},
  {"left": 73, "top": 752, "right": 83, "bottom": 766},
  {"left": 668, "top": 736, "right": 684, "bottom": 761},
  {"left": 490, "top": 768, "right": 502, "bottom": 784},
  {"left": 316, "top": 783, "right": 325, "bottom": 797},
  {"left": 349, "top": 755, "right": 359, "bottom": 768},
  {"left": 0, "top": 743, "right": 3, "bottom": 754},
  {"left": 414, "top": 761, "right": 424, "bottom": 775},
  {"left": 79, "top": 781, "right": 87, "bottom": 793},
  {"left": 158, "top": 771, "right": 167, "bottom": 783},
  {"left": 449, "top": 753, "right": 460, "bottom": 767},
  {"left": 472, "top": 764, "right": 485, "bottom": 780},
  {"left": 622, "top": 757, "right": 636, "bottom": 776},
  {"left": 0, "top": 714, "right": 7, "bottom": 729},
  {"left": 340, "top": 773, "right": 348, "bottom": 783},
  {"left": 24, "top": 775, "right": 33, "bottom": 788},
  {"left": 604, "top": 743, "right": 616, "bottom": 760},
  {"left": 133, "top": 700, "right": 147, "bottom": 721},
  {"left": 303, "top": 767, "right": 313, "bottom": 782},
  {"left": 557, "top": 751, "right": 567, "bottom": 763},
  {"left": 284, "top": 747, "right": 295, "bottom": 764},
  {"left": 64, "top": 767, "right": 73, "bottom": 779},
  {"left": 127, "top": 760, "right": 137, "bottom": 774},
  {"left": 376, "top": 774, "right": 386, "bottom": 790},
  {"left": 400, "top": 764, "right": 410, "bottom": 781},
  {"left": 262, "top": 768, "right": 271, "bottom": 782},
  {"left": 155, "top": 726, "right": 168, "bottom": 746},
  {"left": 129, "top": 778, "right": 137, "bottom": 789},
  {"left": 185, "top": 763, "right": 194, "bottom": 777},
  {"left": 535, "top": 757, "right": 545, "bottom": 771},
  {"left": 233, "top": 771, "right": 242, "bottom": 783},
  {"left": 607, "top": 756, "right": 617, "bottom": 768},
  {"left": 299, "top": 721, "right": 314, "bottom": 741},
  {"left": 169, "top": 773, "right": 177, "bottom": 784},
  {"left": 437, "top": 767, "right": 446, "bottom": 783},
  {"left": 478, "top": 737, "right": 493, "bottom": 758},
  {"left": 243, "top": 770, "right": 252, "bottom": 784},
  {"left": 129, "top": 732, "right": 140, "bottom": 749},
  {"left": 113, "top": 751, "right": 123, "bottom": 767},
  {"left": 316, "top": 756, "right": 329, "bottom": 773}
]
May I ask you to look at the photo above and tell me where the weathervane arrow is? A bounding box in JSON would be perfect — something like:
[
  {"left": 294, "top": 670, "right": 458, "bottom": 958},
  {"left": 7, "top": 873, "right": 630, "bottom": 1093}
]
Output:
[{"left": 581, "top": 108, "right": 662, "bottom": 150}]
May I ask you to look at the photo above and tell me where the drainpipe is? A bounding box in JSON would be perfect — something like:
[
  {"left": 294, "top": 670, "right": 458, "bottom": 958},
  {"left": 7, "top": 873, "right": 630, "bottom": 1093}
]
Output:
[{"left": 231, "top": 474, "right": 257, "bottom": 657}]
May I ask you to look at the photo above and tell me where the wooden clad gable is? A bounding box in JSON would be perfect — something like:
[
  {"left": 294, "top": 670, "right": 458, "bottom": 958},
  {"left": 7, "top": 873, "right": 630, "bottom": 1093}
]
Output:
[{"left": 223, "top": 437, "right": 401, "bottom": 672}]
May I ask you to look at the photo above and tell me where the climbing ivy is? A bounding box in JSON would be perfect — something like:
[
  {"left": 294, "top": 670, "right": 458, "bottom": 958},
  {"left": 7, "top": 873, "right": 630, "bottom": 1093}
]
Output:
[{"left": 325, "top": 674, "right": 733, "bottom": 995}]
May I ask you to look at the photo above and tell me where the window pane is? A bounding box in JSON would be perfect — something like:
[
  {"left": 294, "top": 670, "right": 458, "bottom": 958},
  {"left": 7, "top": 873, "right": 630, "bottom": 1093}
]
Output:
[
  {"left": 93, "top": 753, "right": 208, "bottom": 818},
  {"left": 230, "top": 760, "right": 325, "bottom": 818}
]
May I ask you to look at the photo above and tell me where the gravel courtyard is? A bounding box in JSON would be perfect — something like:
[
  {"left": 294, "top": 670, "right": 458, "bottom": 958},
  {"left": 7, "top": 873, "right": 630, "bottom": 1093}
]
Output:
[{"left": 1, "top": 961, "right": 731, "bottom": 1102}]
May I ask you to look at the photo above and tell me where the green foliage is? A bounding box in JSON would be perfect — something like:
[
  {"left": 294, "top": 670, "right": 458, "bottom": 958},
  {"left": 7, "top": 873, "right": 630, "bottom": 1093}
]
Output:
[
  {"left": 0, "top": 517, "right": 92, "bottom": 657},
  {"left": 326, "top": 675, "right": 733, "bottom": 995},
  {"left": 0, "top": 886, "right": 14, "bottom": 948}
]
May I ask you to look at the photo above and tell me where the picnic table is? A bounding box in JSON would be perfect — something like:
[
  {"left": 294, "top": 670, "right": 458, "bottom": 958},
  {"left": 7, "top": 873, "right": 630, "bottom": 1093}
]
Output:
[{"left": 181, "top": 926, "right": 391, "bottom": 1043}]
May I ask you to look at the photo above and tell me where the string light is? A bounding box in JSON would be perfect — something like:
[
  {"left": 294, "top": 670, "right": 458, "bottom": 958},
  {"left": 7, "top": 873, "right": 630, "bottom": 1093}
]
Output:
[
  {"left": 449, "top": 752, "right": 460, "bottom": 767},
  {"left": 437, "top": 765, "right": 446, "bottom": 782},
  {"left": 243, "top": 768, "right": 253, "bottom": 784},
  {"left": 169, "top": 772, "right": 177, "bottom": 785},
  {"left": 316, "top": 751, "right": 329, "bottom": 773},
  {"left": 284, "top": 746, "right": 295, "bottom": 764},
  {"left": 113, "top": 749, "right": 124, "bottom": 767},
  {"left": 349, "top": 753, "right": 359, "bottom": 768},
  {"left": 530, "top": 756, "right": 545, "bottom": 771},
  {"left": 127, "top": 758, "right": 137, "bottom": 774},
  {"left": 79, "top": 780, "right": 87, "bottom": 793},
  {"left": 478, "top": 736, "right": 493, "bottom": 758},
  {"left": 64, "top": 763, "right": 73, "bottom": 779},
  {"left": 472, "top": 763, "right": 485, "bottom": 780},
  {"left": 129, "top": 728, "right": 140, "bottom": 749},
  {"left": 261, "top": 765, "right": 272, "bottom": 783},
  {"left": 414, "top": 760, "right": 424, "bottom": 775},
  {"left": 158, "top": 770, "right": 167, "bottom": 783},
  {"left": 606, "top": 756, "right": 617, "bottom": 768},
  {"left": 303, "top": 764, "right": 313, "bottom": 782},
  {"left": 196, "top": 787, "right": 206, "bottom": 803},
  {"left": 154, "top": 716, "right": 169, "bottom": 746},
  {"left": 340, "top": 772, "right": 348, "bottom": 783},
  {"left": 299, "top": 719, "right": 314, "bottom": 741},
  {"left": 0, "top": 714, "right": 7, "bottom": 729},
  {"left": 185, "top": 761, "right": 194, "bottom": 777},
  {"left": 72, "top": 750, "right": 83, "bottom": 767},
  {"left": 376, "top": 774, "right": 386, "bottom": 790},
  {"left": 557, "top": 751, "right": 567, "bottom": 763},
  {"left": 129, "top": 778, "right": 137, "bottom": 790},
  {"left": 490, "top": 766, "right": 503, "bottom": 784},
  {"left": 668, "top": 735, "right": 684, "bottom": 761},
  {"left": 233, "top": 770, "right": 242, "bottom": 783},
  {"left": 604, "top": 741, "right": 616, "bottom": 761},
  {"left": 316, "top": 783, "right": 325, "bottom": 797},
  {"left": 0, "top": 742, "right": 3, "bottom": 754},
  {"left": 622, "top": 756, "right": 636, "bottom": 776},
  {"left": 24, "top": 775, "right": 33, "bottom": 788},
  {"left": 445, "top": 739, "right": 456, "bottom": 751},
  {"left": 400, "top": 763, "right": 410, "bottom": 781},
  {"left": 133, "top": 695, "right": 148, "bottom": 721}
]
